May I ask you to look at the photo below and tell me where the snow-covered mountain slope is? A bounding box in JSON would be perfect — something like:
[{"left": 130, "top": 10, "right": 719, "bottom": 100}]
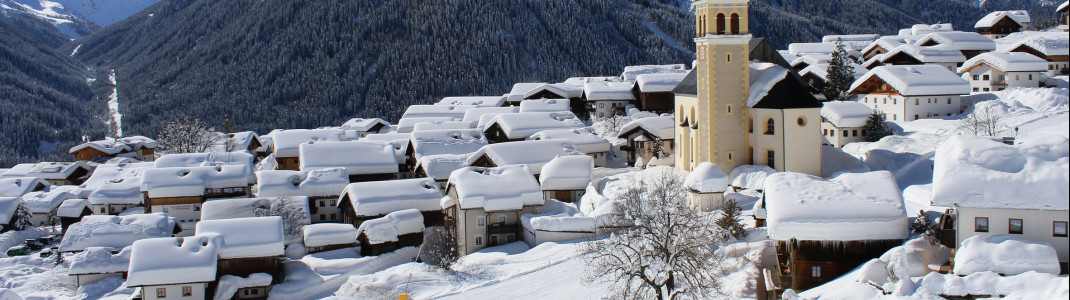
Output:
[
  {"left": 45, "top": 0, "right": 159, "bottom": 28},
  {"left": 0, "top": 0, "right": 94, "bottom": 38},
  {"left": 0, "top": 0, "right": 160, "bottom": 39}
]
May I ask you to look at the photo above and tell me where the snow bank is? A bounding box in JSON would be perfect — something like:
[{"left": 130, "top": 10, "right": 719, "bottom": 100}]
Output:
[
  {"left": 303, "top": 223, "right": 357, "bottom": 247},
  {"left": 299, "top": 141, "right": 398, "bottom": 175},
  {"left": 764, "top": 171, "right": 908, "bottom": 241},
  {"left": 195, "top": 216, "right": 285, "bottom": 259},
  {"left": 126, "top": 235, "right": 219, "bottom": 286},
  {"left": 684, "top": 162, "right": 729, "bottom": 193},
  {"left": 525, "top": 214, "right": 596, "bottom": 232},
  {"left": 821, "top": 101, "right": 872, "bottom": 128},
  {"left": 446, "top": 165, "right": 544, "bottom": 211},
  {"left": 68, "top": 246, "right": 131, "bottom": 275},
  {"left": 256, "top": 168, "right": 348, "bottom": 198},
  {"left": 59, "top": 213, "right": 176, "bottom": 252},
  {"left": 994, "top": 87, "right": 1069, "bottom": 112},
  {"left": 409, "top": 129, "right": 487, "bottom": 159},
  {"left": 0, "top": 177, "right": 50, "bottom": 197},
  {"left": 931, "top": 135, "right": 1068, "bottom": 210},
  {"left": 270, "top": 247, "right": 418, "bottom": 299},
  {"left": 914, "top": 271, "right": 1069, "bottom": 298},
  {"left": 342, "top": 178, "right": 442, "bottom": 216},
  {"left": 538, "top": 155, "right": 593, "bottom": 191},
  {"left": 954, "top": 235, "right": 1060, "bottom": 275},
  {"left": 214, "top": 273, "right": 272, "bottom": 300},
  {"left": 851, "top": 65, "right": 971, "bottom": 96}
]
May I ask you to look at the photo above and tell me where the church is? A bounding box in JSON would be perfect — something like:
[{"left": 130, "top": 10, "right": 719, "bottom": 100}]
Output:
[{"left": 675, "top": 0, "right": 823, "bottom": 176}]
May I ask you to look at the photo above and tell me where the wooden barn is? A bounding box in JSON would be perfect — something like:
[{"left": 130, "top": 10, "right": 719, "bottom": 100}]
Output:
[{"left": 356, "top": 209, "right": 424, "bottom": 256}]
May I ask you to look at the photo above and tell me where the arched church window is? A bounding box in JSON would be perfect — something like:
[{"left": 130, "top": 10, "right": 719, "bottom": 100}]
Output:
[
  {"left": 716, "top": 14, "right": 726, "bottom": 35},
  {"left": 730, "top": 13, "right": 740, "bottom": 34},
  {"left": 764, "top": 118, "right": 775, "bottom": 135}
]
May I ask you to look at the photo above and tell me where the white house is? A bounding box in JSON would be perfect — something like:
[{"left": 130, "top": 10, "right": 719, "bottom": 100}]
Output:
[
  {"left": 975, "top": 10, "right": 1031, "bottom": 39},
  {"left": 26, "top": 162, "right": 94, "bottom": 186},
  {"left": 528, "top": 128, "right": 611, "bottom": 167},
  {"left": 442, "top": 165, "right": 544, "bottom": 256},
  {"left": 126, "top": 235, "right": 219, "bottom": 300},
  {"left": 68, "top": 246, "right": 131, "bottom": 286},
  {"left": 995, "top": 31, "right": 1070, "bottom": 77},
  {"left": 819, "top": 101, "right": 873, "bottom": 148},
  {"left": 617, "top": 116, "right": 675, "bottom": 167},
  {"left": 537, "top": 155, "right": 592, "bottom": 203},
  {"left": 683, "top": 162, "right": 730, "bottom": 212},
  {"left": 958, "top": 52, "right": 1049, "bottom": 93},
  {"left": 255, "top": 168, "right": 347, "bottom": 223},
  {"left": 337, "top": 177, "right": 444, "bottom": 229},
  {"left": 20, "top": 190, "right": 75, "bottom": 226},
  {"left": 303, "top": 223, "right": 358, "bottom": 253},
  {"left": 0, "top": 177, "right": 50, "bottom": 197},
  {"left": 298, "top": 141, "right": 399, "bottom": 182},
  {"left": 195, "top": 217, "right": 286, "bottom": 297},
  {"left": 87, "top": 177, "right": 144, "bottom": 215},
  {"left": 140, "top": 165, "right": 252, "bottom": 233},
  {"left": 931, "top": 136, "right": 1069, "bottom": 272},
  {"left": 582, "top": 81, "right": 635, "bottom": 119},
  {"left": 850, "top": 65, "right": 971, "bottom": 122}
]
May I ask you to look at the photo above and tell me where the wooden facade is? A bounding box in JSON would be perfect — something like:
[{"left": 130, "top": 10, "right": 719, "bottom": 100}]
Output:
[
  {"left": 631, "top": 86, "right": 676, "bottom": 114},
  {"left": 482, "top": 124, "right": 522, "bottom": 144},
  {"left": 773, "top": 239, "right": 903, "bottom": 293},
  {"left": 357, "top": 231, "right": 423, "bottom": 256},
  {"left": 274, "top": 156, "right": 301, "bottom": 171},
  {"left": 306, "top": 242, "right": 357, "bottom": 254},
  {"left": 978, "top": 16, "right": 1023, "bottom": 36},
  {"left": 145, "top": 195, "right": 203, "bottom": 208},
  {"left": 60, "top": 206, "right": 93, "bottom": 233},
  {"left": 347, "top": 173, "right": 398, "bottom": 183},
  {"left": 72, "top": 147, "right": 110, "bottom": 162},
  {"left": 338, "top": 200, "right": 445, "bottom": 229},
  {"left": 217, "top": 256, "right": 284, "bottom": 284}
]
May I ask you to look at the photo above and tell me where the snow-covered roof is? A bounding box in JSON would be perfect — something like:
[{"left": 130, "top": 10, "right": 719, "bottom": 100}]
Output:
[
  {"left": 140, "top": 165, "right": 250, "bottom": 198},
  {"left": 154, "top": 152, "right": 254, "bottom": 177},
  {"left": 299, "top": 141, "right": 398, "bottom": 175},
  {"left": 521, "top": 199, "right": 596, "bottom": 232},
  {"left": 0, "top": 177, "right": 50, "bottom": 197},
  {"left": 20, "top": 190, "right": 74, "bottom": 214},
  {"left": 355, "top": 209, "right": 423, "bottom": 244},
  {"left": 862, "top": 36, "right": 915, "bottom": 56},
  {"left": 882, "top": 44, "right": 966, "bottom": 63},
  {"left": 958, "top": 52, "right": 1049, "bottom": 73},
  {"left": 684, "top": 162, "right": 729, "bottom": 193},
  {"left": 508, "top": 82, "right": 548, "bottom": 103},
  {"left": 916, "top": 31, "right": 996, "bottom": 51},
  {"left": 340, "top": 118, "right": 390, "bottom": 132},
  {"left": 303, "top": 223, "right": 358, "bottom": 247},
  {"left": 485, "top": 112, "right": 585, "bottom": 140},
  {"left": 995, "top": 31, "right": 1070, "bottom": 56},
  {"left": 445, "top": 165, "right": 544, "bottom": 211},
  {"left": 126, "top": 235, "right": 219, "bottom": 286},
  {"left": 416, "top": 154, "right": 471, "bottom": 180},
  {"left": 200, "top": 197, "right": 309, "bottom": 223},
  {"left": 822, "top": 34, "right": 879, "bottom": 50},
  {"left": 461, "top": 107, "right": 519, "bottom": 123},
  {"left": 798, "top": 63, "right": 867, "bottom": 82},
  {"left": 57, "top": 198, "right": 89, "bottom": 218},
  {"left": 778, "top": 51, "right": 800, "bottom": 64},
  {"left": 522, "top": 83, "right": 584, "bottom": 99},
  {"left": 747, "top": 62, "right": 790, "bottom": 108},
  {"left": 909, "top": 23, "right": 954, "bottom": 35},
  {"left": 954, "top": 235, "right": 1059, "bottom": 276},
  {"left": 539, "top": 155, "right": 593, "bottom": 191},
  {"left": 1061, "top": 1, "right": 1069, "bottom": 12},
  {"left": 59, "top": 213, "right": 177, "bottom": 252},
  {"left": 620, "top": 64, "right": 686, "bottom": 82},
  {"left": 821, "top": 101, "right": 873, "bottom": 128},
  {"left": 26, "top": 162, "right": 92, "bottom": 180},
  {"left": 256, "top": 168, "right": 349, "bottom": 198},
  {"left": 341, "top": 178, "right": 443, "bottom": 216},
  {"left": 849, "top": 65, "right": 971, "bottom": 96},
  {"left": 788, "top": 42, "right": 836, "bottom": 55},
  {"left": 69, "top": 138, "right": 131, "bottom": 155},
  {"left": 0, "top": 197, "right": 21, "bottom": 224},
  {"left": 87, "top": 177, "right": 143, "bottom": 205},
  {"left": 582, "top": 82, "right": 635, "bottom": 101},
  {"left": 518, "top": 99, "right": 570, "bottom": 113},
  {"left": 272, "top": 128, "right": 348, "bottom": 158},
  {"left": 117, "top": 136, "right": 158, "bottom": 150},
  {"left": 790, "top": 54, "right": 830, "bottom": 68},
  {"left": 931, "top": 135, "right": 1068, "bottom": 210},
  {"left": 634, "top": 73, "right": 688, "bottom": 93},
  {"left": 362, "top": 133, "right": 411, "bottom": 164},
  {"left": 528, "top": 128, "right": 611, "bottom": 154},
  {"left": 195, "top": 216, "right": 285, "bottom": 259},
  {"left": 411, "top": 120, "right": 476, "bottom": 132},
  {"left": 80, "top": 162, "right": 152, "bottom": 190},
  {"left": 396, "top": 117, "right": 457, "bottom": 134},
  {"left": 975, "top": 10, "right": 1031, "bottom": 29},
  {"left": 68, "top": 246, "right": 131, "bottom": 275},
  {"left": 402, "top": 105, "right": 476, "bottom": 119},
  {"left": 466, "top": 140, "right": 586, "bottom": 175},
  {"left": 617, "top": 116, "right": 675, "bottom": 140},
  {"left": 409, "top": 129, "right": 487, "bottom": 160},
  {"left": 0, "top": 163, "right": 36, "bottom": 178},
  {"left": 436, "top": 96, "right": 507, "bottom": 107},
  {"left": 764, "top": 171, "right": 908, "bottom": 241}
]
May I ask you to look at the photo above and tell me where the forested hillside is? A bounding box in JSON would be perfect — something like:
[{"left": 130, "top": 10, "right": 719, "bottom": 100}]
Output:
[{"left": 0, "top": 14, "right": 105, "bottom": 167}]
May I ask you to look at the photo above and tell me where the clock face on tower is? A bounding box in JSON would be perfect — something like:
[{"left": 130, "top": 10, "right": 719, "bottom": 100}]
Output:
[{"left": 697, "top": 45, "right": 706, "bottom": 61}]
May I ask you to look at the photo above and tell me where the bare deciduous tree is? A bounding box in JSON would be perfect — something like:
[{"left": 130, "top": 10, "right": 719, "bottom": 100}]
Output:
[
  {"left": 158, "top": 115, "right": 213, "bottom": 154},
  {"left": 254, "top": 197, "right": 310, "bottom": 243},
  {"left": 583, "top": 168, "right": 722, "bottom": 300},
  {"left": 959, "top": 102, "right": 1006, "bottom": 136}
]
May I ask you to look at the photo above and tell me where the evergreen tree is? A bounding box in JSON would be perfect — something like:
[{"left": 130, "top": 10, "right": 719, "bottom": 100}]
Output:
[
  {"left": 715, "top": 199, "right": 747, "bottom": 240},
  {"left": 863, "top": 110, "right": 893, "bottom": 142},
  {"left": 822, "top": 38, "right": 855, "bottom": 102}
]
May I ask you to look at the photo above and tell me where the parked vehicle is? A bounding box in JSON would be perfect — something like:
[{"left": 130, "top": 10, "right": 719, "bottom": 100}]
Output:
[
  {"left": 24, "top": 239, "right": 44, "bottom": 251},
  {"left": 39, "top": 247, "right": 53, "bottom": 258},
  {"left": 6, "top": 245, "right": 29, "bottom": 257}
]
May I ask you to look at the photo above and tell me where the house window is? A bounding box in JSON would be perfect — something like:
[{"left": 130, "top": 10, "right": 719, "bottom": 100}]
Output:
[
  {"left": 973, "top": 87, "right": 980, "bottom": 92},
  {"left": 1055, "top": 221, "right": 1068, "bottom": 237},
  {"left": 975, "top": 217, "right": 989, "bottom": 232},
  {"left": 156, "top": 288, "right": 167, "bottom": 298},
  {"left": 490, "top": 235, "right": 499, "bottom": 245},
  {"left": 766, "top": 150, "right": 775, "bottom": 169},
  {"left": 100, "top": 207, "right": 106, "bottom": 214},
  {"left": 476, "top": 216, "right": 486, "bottom": 228},
  {"left": 811, "top": 266, "right": 821, "bottom": 277},
  {"left": 823, "top": 129, "right": 828, "bottom": 136},
  {"left": 182, "top": 286, "right": 192, "bottom": 297},
  {"left": 319, "top": 214, "right": 326, "bottom": 220},
  {"left": 497, "top": 215, "right": 506, "bottom": 225},
  {"left": 797, "top": 116, "right": 806, "bottom": 126},
  {"left": 914, "top": 114, "right": 919, "bottom": 120},
  {"left": 915, "top": 99, "right": 919, "bottom": 105},
  {"left": 1009, "top": 218, "right": 1023, "bottom": 234},
  {"left": 764, "top": 118, "right": 775, "bottom": 135},
  {"left": 973, "top": 75, "right": 979, "bottom": 80},
  {"left": 474, "top": 234, "right": 484, "bottom": 246},
  {"left": 330, "top": 213, "right": 336, "bottom": 220},
  {"left": 842, "top": 130, "right": 848, "bottom": 137},
  {"left": 598, "top": 103, "right": 605, "bottom": 108},
  {"left": 947, "top": 98, "right": 951, "bottom": 104},
  {"left": 330, "top": 200, "right": 336, "bottom": 206},
  {"left": 727, "top": 53, "right": 732, "bottom": 62},
  {"left": 1028, "top": 74, "right": 1033, "bottom": 80},
  {"left": 982, "top": 75, "right": 989, "bottom": 80},
  {"left": 852, "top": 130, "right": 858, "bottom": 136}
]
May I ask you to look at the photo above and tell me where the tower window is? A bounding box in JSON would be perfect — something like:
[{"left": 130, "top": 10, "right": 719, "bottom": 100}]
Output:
[
  {"left": 730, "top": 13, "right": 740, "bottom": 34},
  {"left": 764, "top": 118, "right": 775, "bottom": 135},
  {"left": 716, "top": 13, "right": 726, "bottom": 35},
  {"left": 726, "top": 53, "right": 731, "bottom": 62}
]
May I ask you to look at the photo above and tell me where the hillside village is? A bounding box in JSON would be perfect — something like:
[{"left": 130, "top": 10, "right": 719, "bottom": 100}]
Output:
[{"left": 1, "top": 0, "right": 1069, "bottom": 299}]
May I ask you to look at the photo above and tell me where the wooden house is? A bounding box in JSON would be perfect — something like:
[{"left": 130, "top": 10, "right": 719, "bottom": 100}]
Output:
[
  {"left": 356, "top": 209, "right": 424, "bottom": 256},
  {"left": 58, "top": 213, "right": 178, "bottom": 253},
  {"left": 537, "top": 155, "right": 592, "bottom": 203},
  {"left": 819, "top": 101, "right": 872, "bottom": 148},
  {"left": 299, "top": 141, "right": 399, "bottom": 182},
  {"left": 196, "top": 217, "right": 286, "bottom": 294},
  {"left": 87, "top": 177, "right": 144, "bottom": 215},
  {"left": 68, "top": 246, "right": 130, "bottom": 287},
  {"left": 482, "top": 112, "right": 585, "bottom": 143},
  {"left": 1060, "top": 1, "right": 1069, "bottom": 31},
  {"left": 363, "top": 133, "right": 416, "bottom": 175},
  {"left": 521, "top": 84, "right": 586, "bottom": 118},
  {"left": 617, "top": 116, "right": 675, "bottom": 168},
  {"left": 528, "top": 128, "right": 611, "bottom": 167},
  {"left": 849, "top": 65, "right": 970, "bottom": 122},
  {"left": 761, "top": 171, "right": 908, "bottom": 295},
  {"left": 0, "top": 197, "right": 26, "bottom": 233},
  {"left": 798, "top": 63, "right": 867, "bottom": 100},
  {"left": 26, "top": 162, "right": 94, "bottom": 186},
  {"left": 303, "top": 223, "right": 358, "bottom": 254},
  {"left": 405, "top": 129, "right": 487, "bottom": 178},
  {"left": 126, "top": 235, "right": 218, "bottom": 300},
  {"left": 506, "top": 82, "right": 549, "bottom": 106},
  {"left": 879, "top": 44, "right": 966, "bottom": 71},
  {"left": 69, "top": 136, "right": 158, "bottom": 162},
  {"left": 462, "top": 107, "right": 519, "bottom": 129},
  {"left": 255, "top": 168, "right": 347, "bottom": 223},
  {"left": 337, "top": 178, "right": 444, "bottom": 229},
  {"left": 861, "top": 36, "right": 913, "bottom": 62},
  {"left": 975, "top": 10, "right": 1031, "bottom": 39},
  {"left": 632, "top": 73, "right": 688, "bottom": 114},
  {"left": 442, "top": 165, "right": 544, "bottom": 256},
  {"left": 57, "top": 198, "right": 92, "bottom": 233},
  {"left": 140, "top": 165, "right": 252, "bottom": 233},
  {"left": 997, "top": 31, "right": 1070, "bottom": 77},
  {"left": 465, "top": 140, "right": 586, "bottom": 178},
  {"left": 915, "top": 31, "right": 996, "bottom": 59},
  {"left": 340, "top": 118, "right": 390, "bottom": 138},
  {"left": 958, "top": 52, "right": 1048, "bottom": 93},
  {"left": 271, "top": 128, "right": 348, "bottom": 170}
]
